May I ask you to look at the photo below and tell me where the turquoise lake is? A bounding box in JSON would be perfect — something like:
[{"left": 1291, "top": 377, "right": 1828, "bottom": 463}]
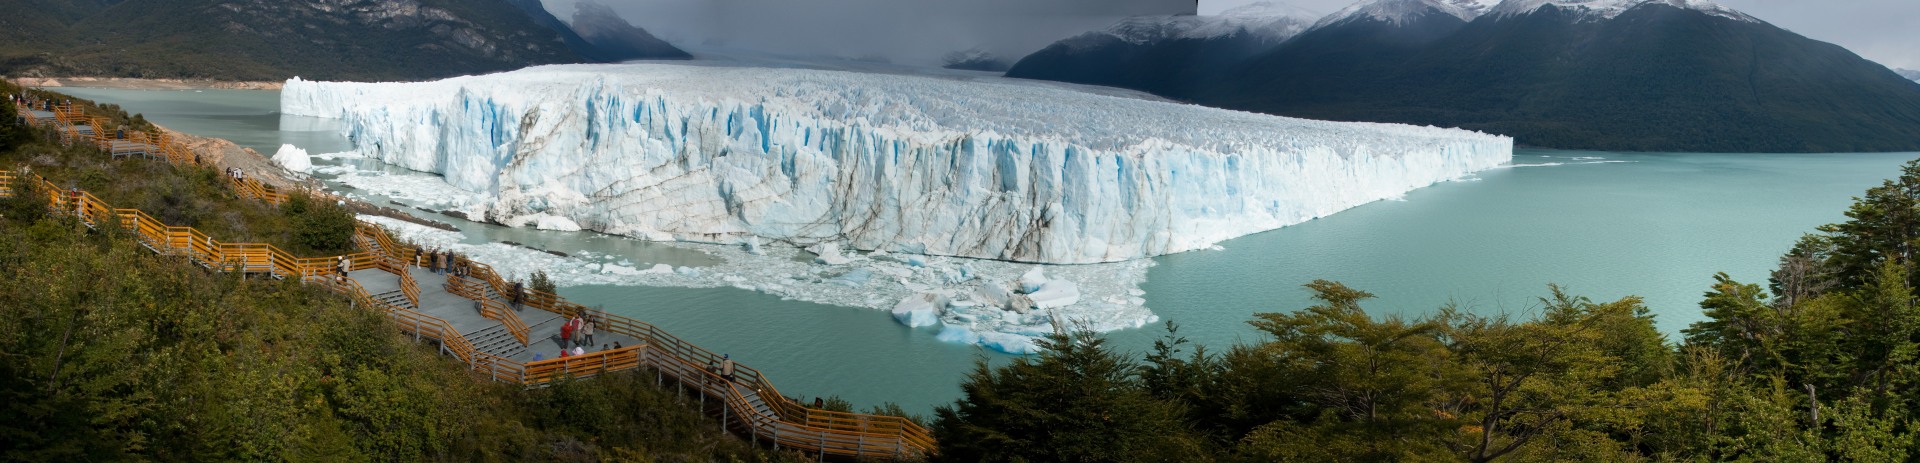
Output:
[{"left": 50, "top": 86, "right": 1920, "bottom": 414}]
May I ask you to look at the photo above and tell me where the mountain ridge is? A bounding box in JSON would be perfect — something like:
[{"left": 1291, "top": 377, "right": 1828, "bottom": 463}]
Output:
[
  {"left": 1009, "top": 0, "right": 1920, "bottom": 153},
  {"left": 0, "top": 0, "right": 684, "bottom": 82}
]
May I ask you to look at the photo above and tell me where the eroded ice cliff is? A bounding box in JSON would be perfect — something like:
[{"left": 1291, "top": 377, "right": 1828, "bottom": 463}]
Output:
[{"left": 284, "top": 63, "right": 1511, "bottom": 264}]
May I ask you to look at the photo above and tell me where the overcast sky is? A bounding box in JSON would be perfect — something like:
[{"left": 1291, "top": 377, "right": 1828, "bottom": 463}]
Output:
[
  {"left": 545, "top": 0, "right": 1194, "bottom": 66},
  {"left": 1200, "top": 0, "right": 1920, "bottom": 70}
]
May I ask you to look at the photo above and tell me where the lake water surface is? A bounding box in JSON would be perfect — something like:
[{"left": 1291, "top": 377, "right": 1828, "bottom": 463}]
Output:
[{"left": 52, "top": 86, "right": 1919, "bottom": 413}]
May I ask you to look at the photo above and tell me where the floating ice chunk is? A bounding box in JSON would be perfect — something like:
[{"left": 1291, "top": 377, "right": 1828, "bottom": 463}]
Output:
[
  {"left": 977, "top": 281, "right": 1015, "bottom": 310},
  {"left": 892, "top": 293, "right": 946, "bottom": 327},
  {"left": 905, "top": 255, "right": 927, "bottom": 267},
  {"left": 935, "top": 325, "right": 1037, "bottom": 354},
  {"left": 535, "top": 215, "right": 583, "bottom": 231},
  {"left": 812, "top": 242, "right": 852, "bottom": 265},
  {"left": 936, "top": 325, "right": 980, "bottom": 345},
  {"left": 980, "top": 332, "right": 1042, "bottom": 355},
  {"left": 599, "top": 263, "right": 642, "bottom": 275},
  {"left": 830, "top": 269, "right": 872, "bottom": 287},
  {"left": 675, "top": 266, "right": 701, "bottom": 277},
  {"left": 1019, "top": 266, "right": 1049, "bottom": 294},
  {"left": 744, "top": 236, "right": 765, "bottom": 255},
  {"left": 272, "top": 144, "right": 312, "bottom": 174},
  {"left": 312, "top": 151, "right": 364, "bottom": 160},
  {"left": 1028, "top": 279, "right": 1081, "bottom": 309},
  {"left": 642, "top": 263, "right": 674, "bottom": 274}
]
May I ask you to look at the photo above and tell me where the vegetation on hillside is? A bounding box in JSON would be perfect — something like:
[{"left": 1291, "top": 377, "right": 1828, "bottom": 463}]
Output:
[
  {"left": 0, "top": 0, "right": 588, "bottom": 82},
  {"left": 1010, "top": 5, "right": 1920, "bottom": 153},
  {"left": 0, "top": 86, "right": 807, "bottom": 462},
  {"left": 933, "top": 157, "right": 1920, "bottom": 461}
]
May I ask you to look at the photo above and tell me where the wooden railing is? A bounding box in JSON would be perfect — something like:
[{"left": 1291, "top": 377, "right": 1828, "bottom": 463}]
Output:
[
  {"left": 7, "top": 98, "right": 937, "bottom": 458},
  {"left": 397, "top": 265, "right": 423, "bottom": 307},
  {"left": 448, "top": 255, "right": 938, "bottom": 457},
  {"left": 230, "top": 175, "right": 289, "bottom": 205},
  {"left": 524, "top": 345, "right": 646, "bottom": 384},
  {"left": 446, "top": 275, "right": 532, "bottom": 345}
]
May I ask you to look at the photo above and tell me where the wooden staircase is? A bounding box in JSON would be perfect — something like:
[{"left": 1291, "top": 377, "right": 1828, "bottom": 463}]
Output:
[{"left": 2, "top": 97, "right": 939, "bottom": 460}]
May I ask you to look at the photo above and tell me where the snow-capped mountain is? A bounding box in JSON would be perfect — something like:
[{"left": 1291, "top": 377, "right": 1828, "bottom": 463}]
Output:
[
  {"left": 1097, "top": 2, "right": 1318, "bottom": 46},
  {"left": 1004, "top": 3, "right": 1318, "bottom": 100},
  {"left": 1488, "top": 0, "right": 1757, "bottom": 22},
  {"left": 1898, "top": 68, "right": 1920, "bottom": 83},
  {"left": 283, "top": 63, "right": 1511, "bottom": 264},
  {"left": 1312, "top": 0, "right": 1475, "bottom": 28},
  {"left": 1010, "top": 0, "right": 1920, "bottom": 153}
]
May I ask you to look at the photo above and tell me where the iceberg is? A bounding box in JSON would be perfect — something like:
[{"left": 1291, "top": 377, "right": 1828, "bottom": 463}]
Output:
[
  {"left": 284, "top": 63, "right": 1512, "bottom": 264},
  {"left": 891, "top": 293, "right": 945, "bottom": 327},
  {"left": 272, "top": 144, "right": 312, "bottom": 174}
]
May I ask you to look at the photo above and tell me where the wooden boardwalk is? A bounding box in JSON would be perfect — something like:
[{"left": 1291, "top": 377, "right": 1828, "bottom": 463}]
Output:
[{"left": 3, "top": 95, "right": 936, "bottom": 460}]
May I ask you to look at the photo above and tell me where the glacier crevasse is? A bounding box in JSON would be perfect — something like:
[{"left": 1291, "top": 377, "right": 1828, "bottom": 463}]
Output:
[{"left": 283, "top": 63, "right": 1512, "bottom": 264}]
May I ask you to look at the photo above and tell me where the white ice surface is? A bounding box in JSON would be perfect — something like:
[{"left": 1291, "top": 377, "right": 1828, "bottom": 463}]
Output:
[
  {"left": 357, "top": 211, "right": 1157, "bottom": 355},
  {"left": 285, "top": 63, "right": 1512, "bottom": 264},
  {"left": 1489, "top": 0, "right": 1757, "bottom": 22},
  {"left": 272, "top": 144, "right": 312, "bottom": 174}
]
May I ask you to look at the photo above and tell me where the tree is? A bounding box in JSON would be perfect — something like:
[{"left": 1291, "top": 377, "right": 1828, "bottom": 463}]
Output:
[
  {"left": 1, "top": 171, "right": 48, "bottom": 225},
  {"left": 1241, "top": 280, "right": 1459, "bottom": 460},
  {"left": 1440, "top": 290, "right": 1659, "bottom": 462},
  {"left": 1818, "top": 158, "right": 1920, "bottom": 291},
  {"left": 283, "top": 194, "right": 356, "bottom": 254},
  {"left": 932, "top": 331, "right": 1205, "bottom": 463},
  {"left": 530, "top": 270, "right": 557, "bottom": 295}
]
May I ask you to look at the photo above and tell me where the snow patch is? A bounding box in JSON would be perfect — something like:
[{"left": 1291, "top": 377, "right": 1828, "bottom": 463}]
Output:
[{"left": 1490, "top": 0, "right": 1758, "bottom": 22}]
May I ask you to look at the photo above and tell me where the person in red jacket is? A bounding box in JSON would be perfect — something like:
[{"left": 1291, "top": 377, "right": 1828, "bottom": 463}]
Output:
[{"left": 559, "top": 317, "right": 575, "bottom": 349}]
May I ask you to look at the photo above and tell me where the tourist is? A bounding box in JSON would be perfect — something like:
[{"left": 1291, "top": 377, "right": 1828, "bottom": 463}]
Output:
[
  {"left": 814, "top": 397, "right": 824, "bottom": 409},
  {"left": 570, "top": 315, "right": 586, "bottom": 347},
  {"left": 613, "top": 341, "right": 622, "bottom": 350},
  {"left": 532, "top": 352, "right": 544, "bottom": 362},
  {"left": 721, "top": 354, "right": 735, "bottom": 382},
  {"left": 582, "top": 316, "right": 594, "bottom": 346},
  {"left": 571, "top": 346, "right": 584, "bottom": 357},
  {"left": 559, "top": 349, "right": 570, "bottom": 359},
  {"left": 511, "top": 281, "right": 525, "bottom": 310},
  {"left": 559, "top": 317, "right": 574, "bottom": 349},
  {"left": 336, "top": 255, "right": 350, "bottom": 282},
  {"left": 600, "top": 344, "right": 609, "bottom": 352}
]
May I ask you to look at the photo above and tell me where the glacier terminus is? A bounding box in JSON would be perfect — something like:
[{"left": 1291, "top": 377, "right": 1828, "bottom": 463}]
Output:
[{"left": 283, "top": 62, "right": 1512, "bottom": 352}]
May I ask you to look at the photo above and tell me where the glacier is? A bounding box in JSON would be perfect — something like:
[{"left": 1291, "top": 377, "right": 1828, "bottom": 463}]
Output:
[{"left": 284, "top": 62, "right": 1512, "bottom": 265}]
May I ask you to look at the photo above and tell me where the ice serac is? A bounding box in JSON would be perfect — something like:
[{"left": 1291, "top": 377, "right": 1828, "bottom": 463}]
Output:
[{"left": 283, "top": 63, "right": 1512, "bottom": 264}]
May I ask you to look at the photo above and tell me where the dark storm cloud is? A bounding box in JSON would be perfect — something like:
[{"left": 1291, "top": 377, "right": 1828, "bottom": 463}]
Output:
[{"left": 545, "top": 0, "right": 1196, "bottom": 65}]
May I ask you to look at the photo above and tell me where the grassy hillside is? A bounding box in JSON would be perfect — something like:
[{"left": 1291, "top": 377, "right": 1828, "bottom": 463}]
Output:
[{"left": 0, "top": 84, "right": 808, "bottom": 462}]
